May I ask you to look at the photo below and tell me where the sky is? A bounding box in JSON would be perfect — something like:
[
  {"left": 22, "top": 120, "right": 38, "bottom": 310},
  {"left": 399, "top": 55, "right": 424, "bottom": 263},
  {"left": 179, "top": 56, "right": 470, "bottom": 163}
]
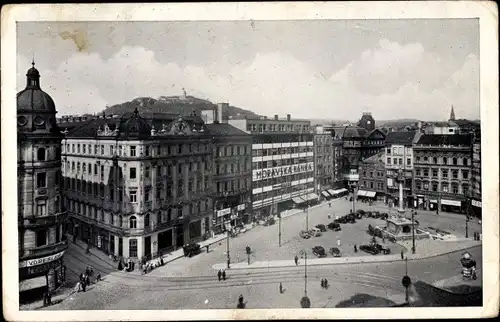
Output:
[{"left": 16, "top": 20, "right": 479, "bottom": 121}]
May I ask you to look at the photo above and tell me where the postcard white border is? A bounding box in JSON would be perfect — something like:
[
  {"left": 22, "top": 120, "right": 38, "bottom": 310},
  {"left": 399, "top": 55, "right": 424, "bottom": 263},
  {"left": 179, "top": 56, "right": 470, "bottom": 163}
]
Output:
[{"left": 2, "top": 1, "right": 498, "bottom": 321}]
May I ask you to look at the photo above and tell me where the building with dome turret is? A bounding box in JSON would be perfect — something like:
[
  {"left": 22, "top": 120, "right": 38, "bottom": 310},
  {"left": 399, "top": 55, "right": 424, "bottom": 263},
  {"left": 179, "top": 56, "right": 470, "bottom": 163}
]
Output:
[{"left": 17, "top": 62, "right": 68, "bottom": 298}]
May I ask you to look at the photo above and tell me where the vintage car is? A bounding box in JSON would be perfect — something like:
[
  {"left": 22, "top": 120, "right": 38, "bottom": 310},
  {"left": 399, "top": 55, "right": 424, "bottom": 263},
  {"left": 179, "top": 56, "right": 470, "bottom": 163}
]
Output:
[
  {"left": 327, "top": 222, "right": 342, "bottom": 231},
  {"left": 380, "top": 213, "right": 389, "bottom": 220},
  {"left": 300, "top": 230, "right": 311, "bottom": 239},
  {"left": 359, "top": 244, "right": 381, "bottom": 255},
  {"left": 315, "top": 224, "right": 327, "bottom": 232},
  {"left": 312, "top": 246, "right": 327, "bottom": 258},
  {"left": 183, "top": 243, "right": 201, "bottom": 258},
  {"left": 309, "top": 228, "right": 322, "bottom": 237},
  {"left": 329, "top": 247, "right": 342, "bottom": 257}
]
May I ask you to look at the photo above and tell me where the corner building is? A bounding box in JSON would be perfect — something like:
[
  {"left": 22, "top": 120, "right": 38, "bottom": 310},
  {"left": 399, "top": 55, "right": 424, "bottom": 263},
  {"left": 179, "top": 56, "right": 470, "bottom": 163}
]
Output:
[
  {"left": 17, "top": 62, "right": 68, "bottom": 297},
  {"left": 62, "top": 110, "right": 214, "bottom": 260},
  {"left": 228, "top": 115, "right": 316, "bottom": 219}
]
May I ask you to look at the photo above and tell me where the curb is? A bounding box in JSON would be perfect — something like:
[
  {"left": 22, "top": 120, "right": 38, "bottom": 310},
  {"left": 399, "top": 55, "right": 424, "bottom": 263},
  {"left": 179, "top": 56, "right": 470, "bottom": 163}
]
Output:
[{"left": 212, "top": 244, "right": 482, "bottom": 271}]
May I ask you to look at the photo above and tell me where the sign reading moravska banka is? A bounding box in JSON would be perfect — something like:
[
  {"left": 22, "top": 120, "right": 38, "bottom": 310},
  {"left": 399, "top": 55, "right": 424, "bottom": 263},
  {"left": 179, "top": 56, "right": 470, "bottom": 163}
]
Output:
[
  {"left": 19, "top": 250, "right": 65, "bottom": 268},
  {"left": 253, "top": 162, "right": 313, "bottom": 181}
]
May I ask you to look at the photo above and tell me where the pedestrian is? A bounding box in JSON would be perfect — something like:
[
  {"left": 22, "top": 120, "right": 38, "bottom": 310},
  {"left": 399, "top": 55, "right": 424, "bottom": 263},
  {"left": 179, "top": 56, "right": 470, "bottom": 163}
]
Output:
[
  {"left": 321, "top": 279, "right": 325, "bottom": 288},
  {"left": 324, "top": 279, "right": 329, "bottom": 289},
  {"left": 90, "top": 266, "right": 94, "bottom": 277},
  {"left": 79, "top": 273, "right": 84, "bottom": 282},
  {"left": 222, "top": 270, "right": 226, "bottom": 281},
  {"left": 279, "top": 282, "right": 283, "bottom": 294},
  {"left": 329, "top": 202, "right": 331, "bottom": 208},
  {"left": 96, "top": 272, "right": 101, "bottom": 282},
  {"left": 160, "top": 257, "right": 164, "bottom": 266},
  {"left": 218, "top": 269, "right": 222, "bottom": 281},
  {"left": 85, "top": 266, "right": 90, "bottom": 276},
  {"left": 354, "top": 244, "right": 358, "bottom": 253},
  {"left": 43, "top": 292, "right": 48, "bottom": 306},
  {"left": 82, "top": 280, "right": 87, "bottom": 292},
  {"left": 47, "top": 292, "right": 52, "bottom": 305},
  {"left": 86, "top": 274, "right": 90, "bottom": 285},
  {"left": 401, "top": 249, "right": 404, "bottom": 260},
  {"left": 294, "top": 255, "right": 299, "bottom": 266}
]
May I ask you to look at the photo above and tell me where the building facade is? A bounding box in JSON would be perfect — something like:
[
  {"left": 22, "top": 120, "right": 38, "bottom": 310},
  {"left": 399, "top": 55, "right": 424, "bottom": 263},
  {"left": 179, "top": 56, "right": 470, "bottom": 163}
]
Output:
[
  {"left": 61, "top": 110, "right": 214, "bottom": 261},
  {"left": 385, "top": 131, "right": 421, "bottom": 208},
  {"left": 313, "top": 126, "right": 334, "bottom": 192},
  {"left": 205, "top": 121, "right": 252, "bottom": 234},
  {"left": 228, "top": 115, "right": 316, "bottom": 219},
  {"left": 413, "top": 134, "right": 473, "bottom": 213},
  {"left": 358, "top": 152, "right": 386, "bottom": 202},
  {"left": 357, "top": 112, "right": 376, "bottom": 132},
  {"left": 470, "top": 131, "right": 482, "bottom": 217},
  {"left": 17, "top": 62, "right": 68, "bottom": 297}
]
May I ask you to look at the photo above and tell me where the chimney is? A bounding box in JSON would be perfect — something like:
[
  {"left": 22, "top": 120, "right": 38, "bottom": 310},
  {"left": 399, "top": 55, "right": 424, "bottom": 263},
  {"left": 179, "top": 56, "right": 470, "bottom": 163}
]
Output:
[
  {"left": 216, "top": 103, "right": 228, "bottom": 124},
  {"left": 286, "top": 114, "right": 291, "bottom": 121},
  {"left": 274, "top": 114, "right": 279, "bottom": 120}
]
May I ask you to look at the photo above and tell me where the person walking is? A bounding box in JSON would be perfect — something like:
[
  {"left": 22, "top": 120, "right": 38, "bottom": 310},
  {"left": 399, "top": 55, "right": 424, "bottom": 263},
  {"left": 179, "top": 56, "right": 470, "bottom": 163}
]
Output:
[
  {"left": 324, "top": 279, "right": 329, "bottom": 289},
  {"left": 354, "top": 244, "right": 358, "bottom": 253},
  {"left": 96, "top": 272, "right": 102, "bottom": 282},
  {"left": 321, "top": 279, "right": 325, "bottom": 289},
  {"left": 47, "top": 292, "right": 52, "bottom": 305},
  {"left": 279, "top": 282, "right": 283, "bottom": 294},
  {"left": 401, "top": 249, "right": 404, "bottom": 260},
  {"left": 90, "top": 266, "right": 94, "bottom": 277},
  {"left": 222, "top": 270, "right": 226, "bottom": 281},
  {"left": 81, "top": 280, "right": 87, "bottom": 292},
  {"left": 217, "top": 269, "right": 222, "bottom": 281},
  {"left": 294, "top": 255, "right": 299, "bottom": 266},
  {"left": 86, "top": 274, "right": 91, "bottom": 286}
]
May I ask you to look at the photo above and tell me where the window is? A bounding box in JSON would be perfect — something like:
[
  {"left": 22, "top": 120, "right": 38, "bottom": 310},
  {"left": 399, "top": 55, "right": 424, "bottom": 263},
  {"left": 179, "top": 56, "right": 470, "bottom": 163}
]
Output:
[
  {"left": 110, "top": 146, "right": 114, "bottom": 156},
  {"left": 145, "top": 146, "right": 150, "bottom": 157},
  {"left": 386, "top": 148, "right": 391, "bottom": 154},
  {"left": 129, "top": 190, "right": 137, "bottom": 203},
  {"left": 423, "top": 156, "right": 428, "bottom": 162},
  {"left": 452, "top": 170, "right": 458, "bottom": 179},
  {"left": 188, "top": 181, "right": 193, "bottom": 192},
  {"left": 452, "top": 184, "right": 459, "bottom": 194},
  {"left": 77, "top": 144, "right": 81, "bottom": 153},
  {"left": 167, "top": 184, "right": 172, "bottom": 197},
  {"left": 442, "top": 157, "right": 448, "bottom": 164},
  {"left": 83, "top": 144, "right": 86, "bottom": 154},
  {"left": 416, "top": 169, "right": 421, "bottom": 176},
  {"left": 416, "top": 156, "right": 421, "bottom": 163},
  {"left": 130, "top": 146, "right": 136, "bottom": 157},
  {"left": 178, "top": 206, "right": 183, "bottom": 218},
  {"left": 94, "top": 164, "right": 98, "bottom": 175},
  {"left": 36, "top": 173, "right": 46, "bottom": 188},
  {"left": 129, "top": 239, "right": 138, "bottom": 257},
  {"left": 129, "top": 216, "right": 137, "bottom": 229},
  {"left": 130, "top": 167, "right": 137, "bottom": 179},
  {"left": 100, "top": 165, "right": 105, "bottom": 180},
  {"left": 463, "top": 158, "right": 468, "bottom": 166},
  {"left": 118, "top": 145, "right": 123, "bottom": 156},
  {"left": 433, "top": 157, "right": 437, "bottom": 164},
  {"left": 407, "top": 158, "right": 411, "bottom": 166},
  {"left": 432, "top": 169, "right": 438, "bottom": 177},
  {"left": 144, "top": 214, "right": 150, "bottom": 227},
  {"left": 36, "top": 199, "right": 47, "bottom": 216},
  {"left": 101, "top": 145, "right": 104, "bottom": 155},
  {"left": 416, "top": 181, "right": 422, "bottom": 190},
  {"left": 387, "top": 157, "right": 391, "bottom": 165},
  {"left": 462, "top": 170, "right": 469, "bottom": 179},
  {"left": 423, "top": 182, "right": 429, "bottom": 190},
  {"left": 178, "top": 181, "right": 184, "bottom": 196},
  {"left": 442, "top": 169, "right": 448, "bottom": 178},
  {"left": 442, "top": 184, "right": 449, "bottom": 192},
  {"left": 398, "top": 158, "right": 403, "bottom": 165},
  {"left": 36, "top": 230, "right": 47, "bottom": 247},
  {"left": 432, "top": 182, "right": 438, "bottom": 191},
  {"left": 156, "top": 186, "right": 161, "bottom": 199},
  {"left": 37, "top": 148, "right": 46, "bottom": 161},
  {"left": 144, "top": 189, "right": 150, "bottom": 202},
  {"left": 145, "top": 166, "right": 150, "bottom": 178},
  {"left": 178, "top": 164, "right": 183, "bottom": 174},
  {"left": 94, "top": 145, "right": 98, "bottom": 155},
  {"left": 178, "top": 145, "right": 182, "bottom": 154},
  {"left": 83, "top": 163, "right": 86, "bottom": 174},
  {"left": 423, "top": 169, "right": 429, "bottom": 177},
  {"left": 453, "top": 158, "right": 458, "bottom": 165}
]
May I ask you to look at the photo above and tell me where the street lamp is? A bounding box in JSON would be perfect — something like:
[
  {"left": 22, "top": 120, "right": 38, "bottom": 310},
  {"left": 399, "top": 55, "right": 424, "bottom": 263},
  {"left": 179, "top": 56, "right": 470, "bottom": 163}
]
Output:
[
  {"left": 411, "top": 209, "right": 416, "bottom": 254},
  {"left": 299, "top": 249, "right": 310, "bottom": 308}
]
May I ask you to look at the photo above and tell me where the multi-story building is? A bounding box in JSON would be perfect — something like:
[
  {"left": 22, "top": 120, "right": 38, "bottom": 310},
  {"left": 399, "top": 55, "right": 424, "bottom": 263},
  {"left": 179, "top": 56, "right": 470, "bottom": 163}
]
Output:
[
  {"left": 384, "top": 131, "right": 422, "bottom": 208},
  {"left": 413, "top": 134, "right": 473, "bottom": 213},
  {"left": 470, "top": 131, "right": 482, "bottom": 217},
  {"left": 358, "top": 152, "right": 386, "bottom": 202},
  {"left": 61, "top": 110, "right": 214, "bottom": 261},
  {"left": 17, "top": 62, "right": 68, "bottom": 297},
  {"left": 313, "top": 125, "right": 334, "bottom": 194},
  {"left": 331, "top": 133, "right": 344, "bottom": 188},
  {"left": 204, "top": 105, "right": 253, "bottom": 234},
  {"left": 228, "top": 114, "right": 316, "bottom": 219}
]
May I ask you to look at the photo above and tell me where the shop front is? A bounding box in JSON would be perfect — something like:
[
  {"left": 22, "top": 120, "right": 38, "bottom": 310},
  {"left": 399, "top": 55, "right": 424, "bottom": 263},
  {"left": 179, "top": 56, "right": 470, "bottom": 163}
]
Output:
[
  {"left": 471, "top": 199, "right": 482, "bottom": 219},
  {"left": 440, "top": 199, "right": 463, "bottom": 213},
  {"left": 213, "top": 207, "right": 231, "bottom": 235}
]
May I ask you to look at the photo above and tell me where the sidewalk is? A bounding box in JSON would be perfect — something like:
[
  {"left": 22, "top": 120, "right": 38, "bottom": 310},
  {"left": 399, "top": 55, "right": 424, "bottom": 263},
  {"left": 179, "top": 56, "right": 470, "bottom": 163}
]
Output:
[{"left": 67, "top": 234, "right": 117, "bottom": 269}]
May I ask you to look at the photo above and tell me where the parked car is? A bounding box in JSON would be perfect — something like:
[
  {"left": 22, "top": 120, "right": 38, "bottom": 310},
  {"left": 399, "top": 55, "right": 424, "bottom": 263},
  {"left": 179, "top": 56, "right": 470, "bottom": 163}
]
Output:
[
  {"left": 300, "top": 230, "right": 311, "bottom": 239},
  {"left": 327, "top": 222, "right": 341, "bottom": 231},
  {"left": 374, "top": 244, "right": 391, "bottom": 254},
  {"left": 359, "top": 244, "right": 381, "bottom": 255},
  {"left": 312, "top": 246, "right": 327, "bottom": 258},
  {"left": 183, "top": 243, "right": 201, "bottom": 258},
  {"left": 315, "top": 224, "right": 327, "bottom": 232},
  {"left": 329, "top": 247, "right": 342, "bottom": 257},
  {"left": 380, "top": 213, "right": 389, "bottom": 220},
  {"left": 309, "top": 228, "right": 323, "bottom": 237}
]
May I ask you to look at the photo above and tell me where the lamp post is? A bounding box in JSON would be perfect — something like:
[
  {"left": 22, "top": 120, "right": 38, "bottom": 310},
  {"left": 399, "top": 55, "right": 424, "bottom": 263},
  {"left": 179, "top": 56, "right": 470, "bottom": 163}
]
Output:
[
  {"left": 411, "top": 209, "right": 416, "bottom": 254},
  {"left": 299, "top": 249, "right": 310, "bottom": 308}
]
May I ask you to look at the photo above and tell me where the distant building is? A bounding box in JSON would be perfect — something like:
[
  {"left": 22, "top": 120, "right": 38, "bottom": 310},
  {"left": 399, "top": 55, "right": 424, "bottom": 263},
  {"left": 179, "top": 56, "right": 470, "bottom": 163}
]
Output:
[
  {"left": 357, "top": 112, "right": 376, "bottom": 131},
  {"left": 449, "top": 105, "right": 456, "bottom": 121},
  {"left": 413, "top": 134, "right": 473, "bottom": 213},
  {"left": 424, "top": 121, "right": 459, "bottom": 135},
  {"left": 358, "top": 152, "right": 386, "bottom": 202},
  {"left": 384, "top": 131, "right": 422, "bottom": 208},
  {"left": 228, "top": 115, "right": 316, "bottom": 219},
  {"left": 17, "top": 62, "right": 68, "bottom": 297},
  {"left": 471, "top": 131, "right": 482, "bottom": 217}
]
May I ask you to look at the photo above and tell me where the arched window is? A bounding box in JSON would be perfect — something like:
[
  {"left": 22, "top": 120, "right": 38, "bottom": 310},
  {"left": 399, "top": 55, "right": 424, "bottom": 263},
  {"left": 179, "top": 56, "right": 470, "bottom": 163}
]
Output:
[
  {"left": 55, "top": 147, "right": 61, "bottom": 160},
  {"left": 443, "top": 157, "right": 448, "bottom": 165},
  {"left": 144, "top": 214, "right": 150, "bottom": 227},
  {"left": 463, "top": 158, "right": 468, "bottom": 166},
  {"left": 452, "top": 158, "right": 458, "bottom": 165},
  {"left": 129, "top": 216, "right": 137, "bottom": 229},
  {"left": 37, "top": 147, "right": 46, "bottom": 161}
]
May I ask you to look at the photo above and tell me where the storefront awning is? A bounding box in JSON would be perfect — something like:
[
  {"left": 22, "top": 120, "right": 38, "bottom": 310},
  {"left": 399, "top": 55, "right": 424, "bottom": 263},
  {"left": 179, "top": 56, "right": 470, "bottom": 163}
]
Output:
[
  {"left": 441, "top": 199, "right": 462, "bottom": 207},
  {"left": 19, "top": 276, "right": 47, "bottom": 292},
  {"left": 321, "top": 191, "right": 330, "bottom": 198},
  {"left": 328, "top": 189, "right": 336, "bottom": 195},
  {"left": 365, "top": 191, "right": 377, "bottom": 198},
  {"left": 309, "top": 193, "right": 319, "bottom": 200},
  {"left": 357, "top": 190, "right": 367, "bottom": 197},
  {"left": 430, "top": 199, "right": 438, "bottom": 203},
  {"left": 292, "top": 197, "right": 306, "bottom": 204},
  {"left": 337, "top": 188, "right": 348, "bottom": 194}
]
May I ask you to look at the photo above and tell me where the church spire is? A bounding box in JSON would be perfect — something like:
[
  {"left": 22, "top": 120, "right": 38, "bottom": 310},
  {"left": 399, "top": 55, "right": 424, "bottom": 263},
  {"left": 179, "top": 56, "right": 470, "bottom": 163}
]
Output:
[{"left": 449, "top": 105, "right": 456, "bottom": 121}]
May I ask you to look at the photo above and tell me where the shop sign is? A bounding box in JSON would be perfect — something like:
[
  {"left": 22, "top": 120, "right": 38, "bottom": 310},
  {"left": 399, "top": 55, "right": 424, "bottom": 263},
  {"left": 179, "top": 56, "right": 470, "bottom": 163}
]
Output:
[
  {"left": 25, "top": 260, "right": 61, "bottom": 276},
  {"left": 237, "top": 204, "right": 246, "bottom": 211},
  {"left": 472, "top": 199, "right": 482, "bottom": 208},
  {"left": 253, "top": 163, "right": 313, "bottom": 180},
  {"left": 19, "top": 250, "right": 65, "bottom": 268},
  {"left": 217, "top": 208, "right": 231, "bottom": 218}
]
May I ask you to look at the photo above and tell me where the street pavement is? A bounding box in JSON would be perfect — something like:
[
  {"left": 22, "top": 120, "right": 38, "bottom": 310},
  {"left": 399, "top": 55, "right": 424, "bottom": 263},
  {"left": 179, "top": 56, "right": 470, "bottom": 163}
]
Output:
[{"left": 40, "top": 245, "right": 482, "bottom": 310}]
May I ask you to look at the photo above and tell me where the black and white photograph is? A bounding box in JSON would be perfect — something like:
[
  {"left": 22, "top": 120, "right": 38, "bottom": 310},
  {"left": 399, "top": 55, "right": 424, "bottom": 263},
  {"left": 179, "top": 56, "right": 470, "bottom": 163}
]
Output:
[{"left": 2, "top": 2, "right": 498, "bottom": 320}]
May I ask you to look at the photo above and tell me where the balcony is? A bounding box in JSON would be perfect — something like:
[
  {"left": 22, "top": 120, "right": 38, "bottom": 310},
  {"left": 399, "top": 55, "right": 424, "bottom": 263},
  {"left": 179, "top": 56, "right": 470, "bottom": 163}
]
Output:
[{"left": 21, "top": 238, "right": 69, "bottom": 260}]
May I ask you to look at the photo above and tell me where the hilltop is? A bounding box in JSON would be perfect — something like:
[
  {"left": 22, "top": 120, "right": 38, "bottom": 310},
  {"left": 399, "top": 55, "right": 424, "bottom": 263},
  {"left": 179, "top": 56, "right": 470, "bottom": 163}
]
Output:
[{"left": 100, "top": 95, "right": 260, "bottom": 119}]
